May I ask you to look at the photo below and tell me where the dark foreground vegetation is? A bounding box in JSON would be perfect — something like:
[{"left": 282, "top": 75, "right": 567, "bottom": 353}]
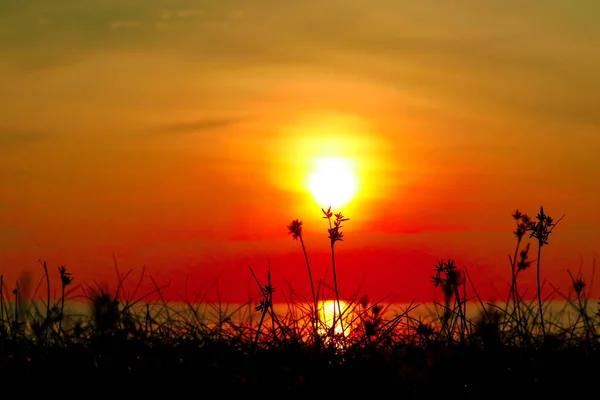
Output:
[{"left": 1, "top": 206, "right": 599, "bottom": 398}]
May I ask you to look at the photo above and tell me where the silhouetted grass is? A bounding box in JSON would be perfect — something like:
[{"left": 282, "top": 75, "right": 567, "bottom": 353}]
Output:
[{"left": 0, "top": 206, "right": 598, "bottom": 398}]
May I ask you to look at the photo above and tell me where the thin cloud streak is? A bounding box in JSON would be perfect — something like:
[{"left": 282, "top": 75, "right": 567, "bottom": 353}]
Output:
[
  {"left": 0, "top": 129, "right": 48, "bottom": 147},
  {"left": 157, "top": 116, "right": 252, "bottom": 135}
]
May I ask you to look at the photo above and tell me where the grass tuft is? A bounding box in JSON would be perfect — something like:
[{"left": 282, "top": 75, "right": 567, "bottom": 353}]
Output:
[{"left": 0, "top": 205, "right": 598, "bottom": 397}]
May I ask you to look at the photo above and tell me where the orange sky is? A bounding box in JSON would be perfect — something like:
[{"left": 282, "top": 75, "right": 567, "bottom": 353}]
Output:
[{"left": 1, "top": 1, "right": 599, "bottom": 304}]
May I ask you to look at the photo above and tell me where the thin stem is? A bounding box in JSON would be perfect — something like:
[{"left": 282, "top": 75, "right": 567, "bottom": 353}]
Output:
[
  {"left": 59, "top": 282, "right": 66, "bottom": 338},
  {"left": 41, "top": 261, "right": 50, "bottom": 341},
  {"left": 0, "top": 275, "right": 3, "bottom": 330},
  {"left": 299, "top": 235, "right": 319, "bottom": 338},
  {"left": 13, "top": 283, "right": 18, "bottom": 339},
  {"left": 536, "top": 243, "right": 546, "bottom": 337},
  {"left": 508, "top": 238, "right": 526, "bottom": 340},
  {"left": 509, "top": 238, "right": 521, "bottom": 309},
  {"left": 453, "top": 285, "right": 466, "bottom": 340},
  {"left": 330, "top": 241, "right": 346, "bottom": 348}
]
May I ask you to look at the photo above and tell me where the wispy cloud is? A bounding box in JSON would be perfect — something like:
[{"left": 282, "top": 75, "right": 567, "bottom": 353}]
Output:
[
  {"left": 0, "top": 129, "right": 47, "bottom": 147},
  {"left": 158, "top": 9, "right": 205, "bottom": 20},
  {"left": 109, "top": 20, "right": 142, "bottom": 30},
  {"left": 158, "top": 116, "right": 251, "bottom": 135}
]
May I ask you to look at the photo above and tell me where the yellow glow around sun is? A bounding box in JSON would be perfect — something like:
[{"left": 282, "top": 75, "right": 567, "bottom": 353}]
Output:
[
  {"left": 307, "top": 157, "right": 357, "bottom": 208},
  {"left": 268, "top": 111, "right": 397, "bottom": 221}
]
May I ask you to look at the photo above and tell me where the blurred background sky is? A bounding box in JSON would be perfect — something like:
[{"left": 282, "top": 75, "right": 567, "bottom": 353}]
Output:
[{"left": 1, "top": 1, "right": 599, "bottom": 303}]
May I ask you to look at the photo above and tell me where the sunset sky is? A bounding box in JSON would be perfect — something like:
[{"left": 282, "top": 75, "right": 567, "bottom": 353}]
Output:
[{"left": 1, "top": 1, "right": 599, "bottom": 304}]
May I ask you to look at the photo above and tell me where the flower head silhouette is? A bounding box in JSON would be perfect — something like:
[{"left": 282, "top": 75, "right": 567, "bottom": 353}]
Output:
[{"left": 287, "top": 219, "right": 303, "bottom": 240}]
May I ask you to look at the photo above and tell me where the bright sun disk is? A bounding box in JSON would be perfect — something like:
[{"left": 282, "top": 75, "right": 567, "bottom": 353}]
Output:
[{"left": 307, "top": 157, "right": 358, "bottom": 209}]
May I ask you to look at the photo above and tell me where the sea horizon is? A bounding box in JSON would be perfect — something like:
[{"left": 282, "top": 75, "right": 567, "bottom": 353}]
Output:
[{"left": 6, "top": 298, "right": 595, "bottom": 331}]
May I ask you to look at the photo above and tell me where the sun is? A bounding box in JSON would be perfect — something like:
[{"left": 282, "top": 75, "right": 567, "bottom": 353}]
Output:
[
  {"left": 307, "top": 157, "right": 358, "bottom": 209},
  {"left": 319, "top": 300, "right": 348, "bottom": 336}
]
